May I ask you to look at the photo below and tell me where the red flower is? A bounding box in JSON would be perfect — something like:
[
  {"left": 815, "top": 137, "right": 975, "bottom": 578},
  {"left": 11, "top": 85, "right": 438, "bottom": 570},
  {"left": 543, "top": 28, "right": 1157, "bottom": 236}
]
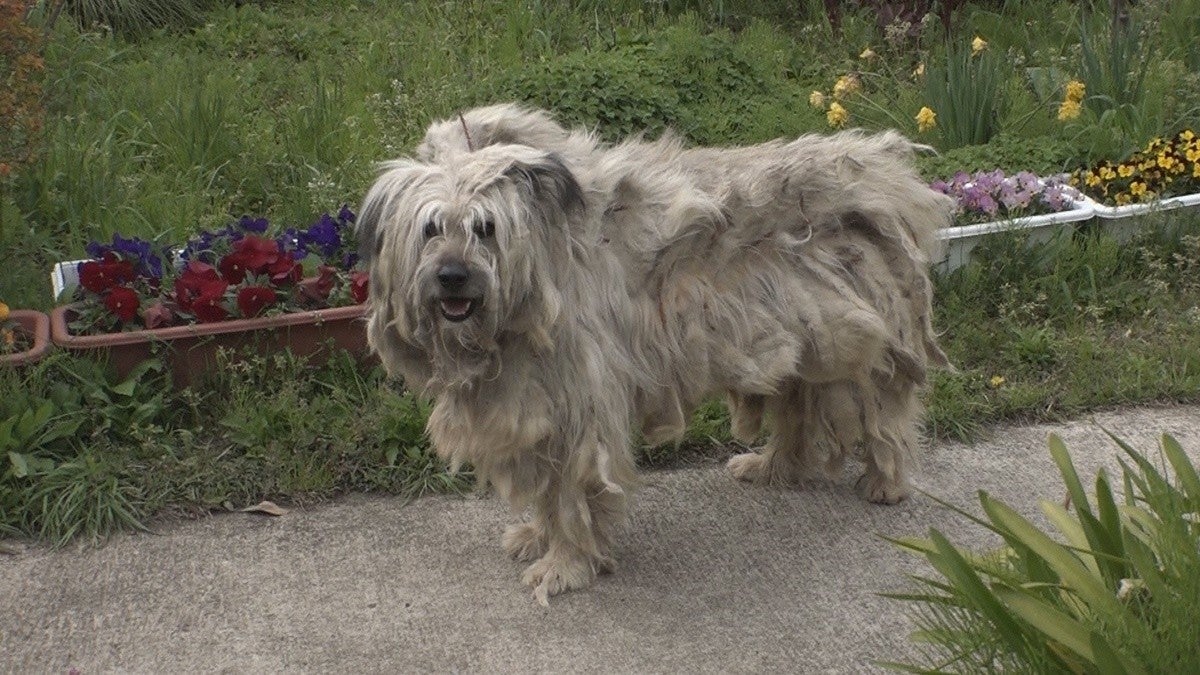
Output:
[
  {"left": 231, "top": 235, "right": 280, "bottom": 273},
  {"left": 191, "top": 279, "right": 230, "bottom": 323},
  {"left": 268, "top": 256, "right": 302, "bottom": 286},
  {"left": 142, "top": 300, "right": 175, "bottom": 329},
  {"left": 350, "top": 271, "right": 369, "bottom": 304},
  {"left": 174, "top": 261, "right": 221, "bottom": 312},
  {"left": 236, "top": 285, "right": 277, "bottom": 317},
  {"left": 104, "top": 286, "right": 140, "bottom": 322},
  {"left": 218, "top": 251, "right": 252, "bottom": 284},
  {"left": 299, "top": 265, "right": 337, "bottom": 304},
  {"left": 79, "top": 255, "right": 136, "bottom": 293}
]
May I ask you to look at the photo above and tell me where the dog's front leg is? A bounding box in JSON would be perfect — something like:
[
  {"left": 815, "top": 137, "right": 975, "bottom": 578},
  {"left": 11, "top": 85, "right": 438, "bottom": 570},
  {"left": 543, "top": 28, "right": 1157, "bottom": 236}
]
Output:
[{"left": 519, "top": 465, "right": 627, "bottom": 605}]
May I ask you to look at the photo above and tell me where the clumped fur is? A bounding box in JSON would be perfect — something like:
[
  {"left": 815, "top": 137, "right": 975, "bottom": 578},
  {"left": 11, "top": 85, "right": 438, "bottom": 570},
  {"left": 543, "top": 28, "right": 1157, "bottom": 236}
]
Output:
[{"left": 360, "top": 104, "right": 953, "bottom": 603}]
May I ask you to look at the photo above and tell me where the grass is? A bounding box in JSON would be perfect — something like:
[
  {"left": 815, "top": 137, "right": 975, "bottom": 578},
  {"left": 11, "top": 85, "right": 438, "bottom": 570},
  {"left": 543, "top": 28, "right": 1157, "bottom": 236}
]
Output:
[{"left": 2, "top": 0, "right": 1200, "bottom": 544}]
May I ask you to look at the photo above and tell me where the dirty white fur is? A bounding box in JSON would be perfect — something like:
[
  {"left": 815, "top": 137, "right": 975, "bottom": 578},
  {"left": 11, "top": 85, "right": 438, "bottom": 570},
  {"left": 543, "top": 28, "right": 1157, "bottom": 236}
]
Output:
[{"left": 359, "top": 104, "right": 953, "bottom": 603}]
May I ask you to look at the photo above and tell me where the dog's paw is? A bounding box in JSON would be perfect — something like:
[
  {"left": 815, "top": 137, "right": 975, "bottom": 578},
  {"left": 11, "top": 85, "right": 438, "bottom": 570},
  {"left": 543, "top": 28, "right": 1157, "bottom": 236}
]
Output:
[
  {"left": 855, "top": 472, "right": 911, "bottom": 505},
  {"left": 502, "top": 522, "right": 546, "bottom": 562},
  {"left": 726, "top": 452, "right": 766, "bottom": 483},
  {"left": 521, "top": 552, "right": 596, "bottom": 606}
]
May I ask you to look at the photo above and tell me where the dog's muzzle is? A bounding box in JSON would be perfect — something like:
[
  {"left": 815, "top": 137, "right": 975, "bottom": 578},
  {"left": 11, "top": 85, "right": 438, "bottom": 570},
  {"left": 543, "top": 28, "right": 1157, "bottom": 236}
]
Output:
[{"left": 436, "top": 262, "right": 479, "bottom": 322}]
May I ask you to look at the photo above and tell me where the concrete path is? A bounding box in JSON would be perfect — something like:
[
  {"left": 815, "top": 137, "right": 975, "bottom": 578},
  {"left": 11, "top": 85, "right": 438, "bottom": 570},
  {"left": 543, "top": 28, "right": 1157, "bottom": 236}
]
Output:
[{"left": 4, "top": 404, "right": 1200, "bottom": 673}]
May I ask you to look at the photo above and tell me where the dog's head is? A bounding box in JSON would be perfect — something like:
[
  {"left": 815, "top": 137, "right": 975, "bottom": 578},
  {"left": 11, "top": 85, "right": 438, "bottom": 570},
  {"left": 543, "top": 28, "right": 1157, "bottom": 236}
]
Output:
[{"left": 357, "top": 144, "right": 586, "bottom": 383}]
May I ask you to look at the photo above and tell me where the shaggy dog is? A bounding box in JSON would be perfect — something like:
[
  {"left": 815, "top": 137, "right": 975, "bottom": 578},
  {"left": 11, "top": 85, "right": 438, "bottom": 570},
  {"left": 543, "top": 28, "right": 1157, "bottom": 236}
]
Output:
[{"left": 358, "top": 105, "right": 953, "bottom": 603}]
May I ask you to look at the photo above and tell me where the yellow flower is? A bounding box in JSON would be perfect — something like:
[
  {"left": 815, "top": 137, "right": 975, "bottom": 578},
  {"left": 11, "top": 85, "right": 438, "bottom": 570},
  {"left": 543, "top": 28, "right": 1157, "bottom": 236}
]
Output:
[
  {"left": 1065, "top": 80, "right": 1086, "bottom": 103},
  {"left": 832, "top": 74, "right": 860, "bottom": 100},
  {"left": 971, "top": 36, "right": 988, "bottom": 55},
  {"left": 1099, "top": 166, "right": 1117, "bottom": 180},
  {"left": 1182, "top": 130, "right": 1196, "bottom": 142},
  {"left": 2, "top": 329, "right": 14, "bottom": 348},
  {"left": 809, "top": 90, "right": 827, "bottom": 109},
  {"left": 859, "top": 47, "right": 877, "bottom": 61},
  {"left": 913, "top": 62, "right": 925, "bottom": 78},
  {"left": 1085, "top": 171, "right": 1102, "bottom": 187},
  {"left": 0, "top": 301, "right": 8, "bottom": 322},
  {"left": 1194, "top": 162, "right": 1200, "bottom": 178},
  {"left": 1117, "top": 163, "right": 1134, "bottom": 178},
  {"left": 827, "top": 102, "right": 849, "bottom": 128},
  {"left": 1158, "top": 154, "right": 1179, "bottom": 171},
  {"left": 989, "top": 375, "right": 1005, "bottom": 388},
  {"left": 1186, "top": 147, "right": 1200, "bottom": 162},
  {"left": 1115, "top": 192, "right": 1132, "bottom": 205},
  {"left": 1057, "top": 99, "right": 1082, "bottom": 121},
  {"left": 1130, "top": 181, "right": 1147, "bottom": 196},
  {"left": 915, "top": 106, "right": 937, "bottom": 133}
]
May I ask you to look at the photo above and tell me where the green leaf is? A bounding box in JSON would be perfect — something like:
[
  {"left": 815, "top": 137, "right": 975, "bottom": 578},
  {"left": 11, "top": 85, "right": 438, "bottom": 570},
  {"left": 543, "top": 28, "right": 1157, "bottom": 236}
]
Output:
[
  {"left": 981, "top": 494, "right": 1126, "bottom": 617},
  {"left": 994, "top": 587, "right": 1097, "bottom": 666},
  {"left": 1049, "top": 433, "right": 1091, "bottom": 515},
  {"left": 1160, "top": 434, "right": 1200, "bottom": 505},
  {"left": 923, "top": 529, "right": 1032, "bottom": 653},
  {"left": 1041, "top": 501, "right": 1099, "bottom": 576}
]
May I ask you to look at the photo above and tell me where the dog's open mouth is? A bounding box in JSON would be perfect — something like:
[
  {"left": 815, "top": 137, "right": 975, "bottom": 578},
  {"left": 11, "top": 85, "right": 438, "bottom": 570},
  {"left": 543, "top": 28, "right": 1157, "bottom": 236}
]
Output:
[{"left": 439, "top": 298, "right": 476, "bottom": 322}]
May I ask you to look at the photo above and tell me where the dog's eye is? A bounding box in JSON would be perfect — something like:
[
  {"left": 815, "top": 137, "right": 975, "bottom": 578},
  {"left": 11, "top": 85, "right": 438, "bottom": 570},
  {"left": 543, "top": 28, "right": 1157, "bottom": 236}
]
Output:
[
  {"left": 422, "top": 220, "right": 440, "bottom": 239},
  {"left": 473, "top": 220, "right": 496, "bottom": 239}
]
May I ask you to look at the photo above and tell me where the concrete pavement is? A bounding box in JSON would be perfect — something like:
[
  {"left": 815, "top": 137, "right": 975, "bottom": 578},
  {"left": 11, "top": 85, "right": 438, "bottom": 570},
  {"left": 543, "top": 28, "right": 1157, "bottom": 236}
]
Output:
[{"left": 4, "top": 404, "right": 1200, "bottom": 673}]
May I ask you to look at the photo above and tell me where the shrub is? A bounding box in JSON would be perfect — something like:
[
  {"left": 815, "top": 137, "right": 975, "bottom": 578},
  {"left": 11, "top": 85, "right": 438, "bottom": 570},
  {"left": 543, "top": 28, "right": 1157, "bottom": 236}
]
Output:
[
  {"left": 0, "top": 0, "right": 44, "bottom": 179},
  {"left": 885, "top": 432, "right": 1200, "bottom": 672}
]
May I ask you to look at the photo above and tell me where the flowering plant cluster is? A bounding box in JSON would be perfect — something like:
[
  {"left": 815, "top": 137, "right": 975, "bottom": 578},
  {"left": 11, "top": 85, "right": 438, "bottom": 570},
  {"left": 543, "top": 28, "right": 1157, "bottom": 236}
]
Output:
[
  {"left": 69, "top": 206, "right": 369, "bottom": 334},
  {"left": 0, "top": 300, "right": 26, "bottom": 354},
  {"left": 930, "top": 170, "right": 1076, "bottom": 225},
  {"left": 1071, "top": 129, "right": 1200, "bottom": 206}
]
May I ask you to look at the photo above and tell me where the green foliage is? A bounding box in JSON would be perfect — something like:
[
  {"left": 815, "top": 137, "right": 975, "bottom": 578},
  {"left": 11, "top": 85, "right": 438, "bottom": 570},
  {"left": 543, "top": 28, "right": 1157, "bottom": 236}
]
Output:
[
  {"left": 883, "top": 432, "right": 1200, "bottom": 672},
  {"left": 915, "top": 133, "right": 1078, "bottom": 179},
  {"left": 53, "top": 0, "right": 214, "bottom": 39},
  {"left": 491, "top": 23, "right": 810, "bottom": 145},
  {"left": 923, "top": 40, "right": 1010, "bottom": 149}
]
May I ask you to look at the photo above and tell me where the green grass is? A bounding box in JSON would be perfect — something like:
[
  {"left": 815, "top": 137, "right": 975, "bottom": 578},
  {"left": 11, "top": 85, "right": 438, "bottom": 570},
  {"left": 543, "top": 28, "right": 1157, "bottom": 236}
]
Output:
[{"left": 2, "top": 0, "right": 1200, "bottom": 545}]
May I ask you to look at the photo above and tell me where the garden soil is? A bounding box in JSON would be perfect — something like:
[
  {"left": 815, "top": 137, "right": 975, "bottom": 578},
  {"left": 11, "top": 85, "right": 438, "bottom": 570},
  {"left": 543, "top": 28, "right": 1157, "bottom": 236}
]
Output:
[{"left": 3, "top": 404, "right": 1200, "bottom": 673}]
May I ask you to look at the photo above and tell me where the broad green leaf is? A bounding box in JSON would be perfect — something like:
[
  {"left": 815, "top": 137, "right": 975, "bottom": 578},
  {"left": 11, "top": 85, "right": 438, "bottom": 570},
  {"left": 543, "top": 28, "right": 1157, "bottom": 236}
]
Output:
[
  {"left": 995, "top": 587, "right": 1097, "bottom": 664},
  {"left": 1090, "top": 631, "right": 1142, "bottom": 675},
  {"left": 1041, "top": 501, "right": 1099, "bottom": 577},
  {"left": 1050, "top": 433, "right": 1092, "bottom": 515},
  {"left": 981, "top": 494, "right": 1125, "bottom": 617},
  {"left": 924, "top": 529, "right": 1031, "bottom": 653},
  {"left": 1160, "top": 434, "right": 1200, "bottom": 505}
]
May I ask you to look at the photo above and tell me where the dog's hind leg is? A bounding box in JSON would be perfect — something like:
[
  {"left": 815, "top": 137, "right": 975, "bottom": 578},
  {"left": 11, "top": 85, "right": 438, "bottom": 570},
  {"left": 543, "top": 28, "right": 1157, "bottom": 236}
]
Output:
[
  {"left": 727, "top": 391, "right": 765, "bottom": 443},
  {"left": 855, "top": 382, "right": 920, "bottom": 504},
  {"left": 726, "top": 387, "right": 813, "bottom": 485},
  {"left": 502, "top": 516, "right": 548, "bottom": 563}
]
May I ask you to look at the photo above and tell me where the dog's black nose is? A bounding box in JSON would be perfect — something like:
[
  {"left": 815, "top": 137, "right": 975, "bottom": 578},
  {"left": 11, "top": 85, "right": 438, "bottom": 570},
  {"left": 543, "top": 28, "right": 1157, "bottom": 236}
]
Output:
[{"left": 436, "top": 262, "right": 470, "bottom": 290}]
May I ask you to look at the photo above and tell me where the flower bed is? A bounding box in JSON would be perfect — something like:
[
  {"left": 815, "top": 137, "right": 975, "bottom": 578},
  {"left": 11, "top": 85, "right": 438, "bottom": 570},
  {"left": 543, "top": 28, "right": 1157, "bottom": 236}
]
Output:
[
  {"left": 929, "top": 171, "right": 1093, "bottom": 272},
  {"left": 50, "top": 207, "right": 372, "bottom": 385},
  {"left": 930, "top": 170, "right": 1079, "bottom": 227},
  {"left": 0, "top": 303, "right": 51, "bottom": 366},
  {"left": 60, "top": 206, "right": 368, "bottom": 335},
  {"left": 1070, "top": 129, "right": 1200, "bottom": 208}
]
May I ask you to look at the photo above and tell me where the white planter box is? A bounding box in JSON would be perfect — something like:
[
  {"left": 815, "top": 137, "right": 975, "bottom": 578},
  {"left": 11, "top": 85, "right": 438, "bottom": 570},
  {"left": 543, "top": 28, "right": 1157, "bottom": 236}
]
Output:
[
  {"left": 935, "top": 195, "right": 1095, "bottom": 273},
  {"left": 51, "top": 260, "right": 86, "bottom": 301}
]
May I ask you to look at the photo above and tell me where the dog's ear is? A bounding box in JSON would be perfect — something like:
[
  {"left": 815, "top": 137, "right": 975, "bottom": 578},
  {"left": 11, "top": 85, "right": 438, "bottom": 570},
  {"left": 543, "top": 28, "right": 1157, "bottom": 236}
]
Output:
[
  {"left": 357, "top": 160, "right": 426, "bottom": 266},
  {"left": 502, "top": 153, "right": 585, "bottom": 221}
]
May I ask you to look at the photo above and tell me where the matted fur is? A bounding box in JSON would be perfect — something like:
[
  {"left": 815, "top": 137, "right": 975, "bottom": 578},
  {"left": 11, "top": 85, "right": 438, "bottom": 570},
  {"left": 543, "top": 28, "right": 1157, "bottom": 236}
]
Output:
[{"left": 360, "top": 104, "right": 953, "bottom": 603}]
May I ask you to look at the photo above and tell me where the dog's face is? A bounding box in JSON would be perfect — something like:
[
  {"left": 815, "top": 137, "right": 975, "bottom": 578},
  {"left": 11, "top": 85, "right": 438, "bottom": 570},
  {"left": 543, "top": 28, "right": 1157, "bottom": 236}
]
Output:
[{"left": 357, "top": 145, "right": 585, "bottom": 374}]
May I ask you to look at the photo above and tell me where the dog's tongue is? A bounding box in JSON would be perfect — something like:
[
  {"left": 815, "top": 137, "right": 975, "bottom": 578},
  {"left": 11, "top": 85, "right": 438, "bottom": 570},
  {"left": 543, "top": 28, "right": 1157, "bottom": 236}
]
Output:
[{"left": 441, "top": 298, "right": 472, "bottom": 317}]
